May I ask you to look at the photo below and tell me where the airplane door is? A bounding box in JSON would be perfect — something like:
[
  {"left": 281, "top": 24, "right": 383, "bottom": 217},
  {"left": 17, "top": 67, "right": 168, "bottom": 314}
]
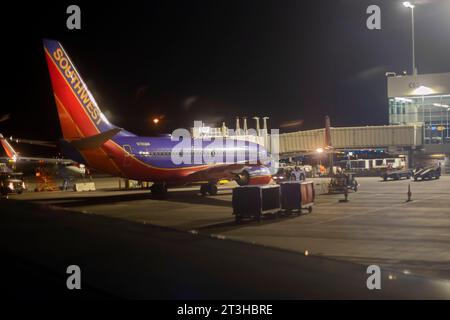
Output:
[{"left": 123, "top": 145, "right": 132, "bottom": 167}]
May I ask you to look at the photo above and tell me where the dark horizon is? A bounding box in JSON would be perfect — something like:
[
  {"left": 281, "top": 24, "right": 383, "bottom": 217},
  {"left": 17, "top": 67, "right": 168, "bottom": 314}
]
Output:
[{"left": 2, "top": 0, "right": 450, "bottom": 151}]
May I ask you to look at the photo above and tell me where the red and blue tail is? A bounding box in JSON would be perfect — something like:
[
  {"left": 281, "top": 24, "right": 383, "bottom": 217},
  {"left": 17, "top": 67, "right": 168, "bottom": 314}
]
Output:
[
  {"left": 0, "top": 134, "right": 17, "bottom": 159},
  {"left": 43, "top": 39, "right": 134, "bottom": 140}
]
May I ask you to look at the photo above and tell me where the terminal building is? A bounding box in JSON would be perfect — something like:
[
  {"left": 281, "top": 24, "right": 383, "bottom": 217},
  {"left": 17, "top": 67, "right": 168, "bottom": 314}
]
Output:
[
  {"left": 388, "top": 72, "right": 450, "bottom": 171},
  {"left": 388, "top": 72, "right": 450, "bottom": 145},
  {"left": 190, "top": 73, "right": 450, "bottom": 174}
]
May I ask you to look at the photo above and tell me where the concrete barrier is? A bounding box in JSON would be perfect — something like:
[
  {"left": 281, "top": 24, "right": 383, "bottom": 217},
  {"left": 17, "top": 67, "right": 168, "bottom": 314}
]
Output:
[
  {"left": 74, "top": 182, "right": 96, "bottom": 192},
  {"left": 313, "top": 181, "right": 329, "bottom": 195}
]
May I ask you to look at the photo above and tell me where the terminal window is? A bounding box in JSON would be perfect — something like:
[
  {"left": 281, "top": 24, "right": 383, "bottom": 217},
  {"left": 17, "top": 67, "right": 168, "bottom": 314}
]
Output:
[{"left": 389, "top": 95, "right": 450, "bottom": 144}]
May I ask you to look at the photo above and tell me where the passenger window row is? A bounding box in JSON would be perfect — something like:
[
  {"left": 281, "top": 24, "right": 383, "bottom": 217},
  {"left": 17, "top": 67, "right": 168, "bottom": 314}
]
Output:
[{"left": 135, "top": 150, "right": 246, "bottom": 158}]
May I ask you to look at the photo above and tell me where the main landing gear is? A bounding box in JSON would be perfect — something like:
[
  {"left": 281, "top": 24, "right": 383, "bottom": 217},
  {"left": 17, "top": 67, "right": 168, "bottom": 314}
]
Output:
[
  {"left": 150, "top": 182, "right": 168, "bottom": 196},
  {"left": 200, "top": 183, "right": 218, "bottom": 196}
]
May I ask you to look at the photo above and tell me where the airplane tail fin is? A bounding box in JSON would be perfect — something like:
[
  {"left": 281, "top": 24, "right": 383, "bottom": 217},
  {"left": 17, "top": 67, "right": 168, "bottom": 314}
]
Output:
[
  {"left": 0, "top": 134, "right": 18, "bottom": 159},
  {"left": 324, "top": 115, "right": 332, "bottom": 148},
  {"left": 43, "top": 39, "right": 134, "bottom": 141}
]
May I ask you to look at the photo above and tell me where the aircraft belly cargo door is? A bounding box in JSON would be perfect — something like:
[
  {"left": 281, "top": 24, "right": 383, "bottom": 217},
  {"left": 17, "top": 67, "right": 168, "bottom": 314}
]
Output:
[{"left": 123, "top": 145, "right": 133, "bottom": 167}]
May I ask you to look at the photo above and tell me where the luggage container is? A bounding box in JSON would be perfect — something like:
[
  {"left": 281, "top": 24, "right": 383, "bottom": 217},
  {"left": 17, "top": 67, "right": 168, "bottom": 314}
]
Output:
[
  {"left": 232, "top": 184, "right": 281, "bottom": 222},
  {"left": 280, "top": 181, "right": 315, "bottom": 214}
]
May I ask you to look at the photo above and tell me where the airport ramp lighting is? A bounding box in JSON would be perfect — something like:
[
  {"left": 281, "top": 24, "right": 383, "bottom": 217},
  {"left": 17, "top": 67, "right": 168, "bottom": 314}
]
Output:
[
  {"left": 403, "top": 1, "right": 417, "bottom": 75},
  {"left": 413, "top": 86, "right": 434, "bottom": 95},
  {"left": 395, "top": 97, "right": 413, "bottom": 103}
]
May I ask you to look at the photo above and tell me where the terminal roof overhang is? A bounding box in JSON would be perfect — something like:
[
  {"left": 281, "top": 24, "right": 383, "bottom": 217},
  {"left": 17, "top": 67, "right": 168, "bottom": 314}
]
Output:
[{"left": 387, "top": 72, "right": 450, "bottom": 98}]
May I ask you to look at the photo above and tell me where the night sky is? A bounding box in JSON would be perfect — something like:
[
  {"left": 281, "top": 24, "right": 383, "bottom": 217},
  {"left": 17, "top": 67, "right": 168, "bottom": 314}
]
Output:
[{"left": 2, "top": 0, "right": 450, "bottom": 153}]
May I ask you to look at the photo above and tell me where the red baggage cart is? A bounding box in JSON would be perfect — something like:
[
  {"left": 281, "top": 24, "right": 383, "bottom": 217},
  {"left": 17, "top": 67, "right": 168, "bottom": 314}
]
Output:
[{"left": 280, "top": 181, "right": 315, "bottom": 214}]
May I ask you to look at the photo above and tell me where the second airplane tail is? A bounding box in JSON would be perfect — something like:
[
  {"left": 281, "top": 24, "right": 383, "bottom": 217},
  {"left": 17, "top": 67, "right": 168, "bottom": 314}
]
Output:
[{"left": 0, "top": 134, "right": 18, "bottom": 159}]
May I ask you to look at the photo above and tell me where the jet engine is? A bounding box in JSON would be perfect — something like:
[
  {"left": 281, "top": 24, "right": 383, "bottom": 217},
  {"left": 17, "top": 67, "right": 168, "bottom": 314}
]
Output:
[{"left": 235, "top": 166, "right": 272, "bottom": 186}]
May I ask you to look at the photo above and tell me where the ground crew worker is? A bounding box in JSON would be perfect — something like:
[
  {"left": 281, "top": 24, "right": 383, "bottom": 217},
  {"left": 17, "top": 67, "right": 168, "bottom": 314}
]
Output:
[{"left": 319, "top": 165, "right": 326, "bottom": 176}]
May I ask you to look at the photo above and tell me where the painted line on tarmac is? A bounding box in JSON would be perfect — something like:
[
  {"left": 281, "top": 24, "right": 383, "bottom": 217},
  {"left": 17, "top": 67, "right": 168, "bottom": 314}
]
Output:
[{"left": 308, "top": 193, "right": 450, "bottom": 226}]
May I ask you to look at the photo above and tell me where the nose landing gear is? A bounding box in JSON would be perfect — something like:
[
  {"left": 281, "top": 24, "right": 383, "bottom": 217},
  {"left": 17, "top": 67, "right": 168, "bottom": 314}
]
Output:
[
  {"left": 200, "top": 183, "right": 218, "bottom": 196},
  {"left": 150, "top": 182, "right": 168, "bottom": 196}
]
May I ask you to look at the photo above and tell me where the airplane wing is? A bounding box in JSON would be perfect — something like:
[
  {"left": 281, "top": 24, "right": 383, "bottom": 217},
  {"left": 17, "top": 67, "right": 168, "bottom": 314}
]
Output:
[
  {"left": 0, "top": 114, "right": 11, "bottom": 123},
  {"left": 8, "top": 136, "right": 57, "bottom": 148},
  {"left": 0, "top": 133, "right": 75, "bottom": 166},
  {"left": 0, "top": 156, "right": 75, "bottom": 165}
]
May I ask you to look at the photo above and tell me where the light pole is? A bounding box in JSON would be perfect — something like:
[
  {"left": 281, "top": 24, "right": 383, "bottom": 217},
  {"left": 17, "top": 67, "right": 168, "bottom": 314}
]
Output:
[{"left": 403, "top": 2, "right": 417, "bottom": 75}]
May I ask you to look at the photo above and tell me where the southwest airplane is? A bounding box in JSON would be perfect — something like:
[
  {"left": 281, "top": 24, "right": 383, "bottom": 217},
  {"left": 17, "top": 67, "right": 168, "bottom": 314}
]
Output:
[{"left": 42, "top": 39, "right": 272, "bottom": 195}]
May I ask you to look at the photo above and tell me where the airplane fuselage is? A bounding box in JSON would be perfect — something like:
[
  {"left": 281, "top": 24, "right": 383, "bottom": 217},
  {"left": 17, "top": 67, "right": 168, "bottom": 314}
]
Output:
[{"left": 63, "top": 135, "right": 268, "bottom": 185}]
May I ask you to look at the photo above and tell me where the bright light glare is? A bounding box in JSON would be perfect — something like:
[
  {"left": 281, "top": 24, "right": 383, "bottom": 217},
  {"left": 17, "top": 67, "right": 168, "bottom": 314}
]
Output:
[
  {"left": 433, "top": 103, "right": 450, "bottom": 109},
  {"left": 413, "top": 86, "right": 434, "bottom": 95},
  {"left": 403, "top": 2, "right": 415, "bottom": 9},
  {"left": 388, "top": 274, "right": 397, "bottom": 280},
  {"left": 200, "top": 127, "right": 210, "bottom": 134},
  {"left": 100, "top": 113, "right": 111, "bottom": 125},
  {"left": 316, "top": 148, "right": 324, "bottom": 154},
  {"left": 395, "top": 97, "right": 413, "bottom": 103},
  {"left": 153, "top": 118, "right": 160, "bottom": 124}
]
